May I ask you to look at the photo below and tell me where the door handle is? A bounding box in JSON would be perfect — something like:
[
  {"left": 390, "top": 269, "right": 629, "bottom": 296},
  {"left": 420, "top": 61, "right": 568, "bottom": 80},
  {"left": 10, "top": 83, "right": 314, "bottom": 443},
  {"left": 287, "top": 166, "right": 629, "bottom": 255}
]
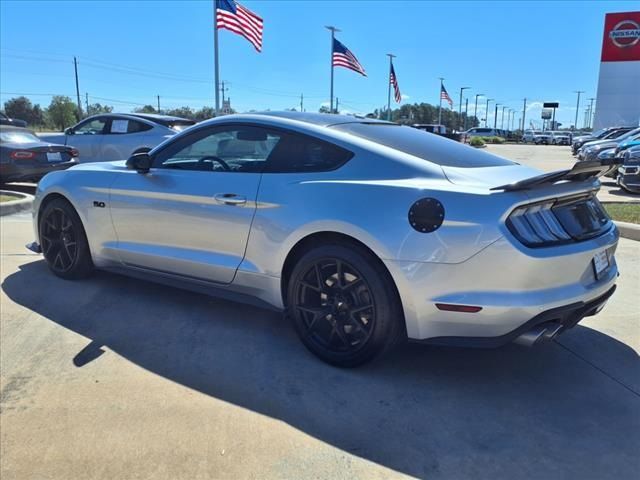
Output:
[{"left": 214, "top": 193, "right": 247, "bottom": 205}]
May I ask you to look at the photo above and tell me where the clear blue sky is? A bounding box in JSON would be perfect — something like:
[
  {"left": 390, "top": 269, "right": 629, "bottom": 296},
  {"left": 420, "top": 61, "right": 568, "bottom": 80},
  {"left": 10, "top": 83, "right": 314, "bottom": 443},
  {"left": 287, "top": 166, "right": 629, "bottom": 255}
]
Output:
[{"left": 0, "top": 0, "right": 637, "bottom": 127}]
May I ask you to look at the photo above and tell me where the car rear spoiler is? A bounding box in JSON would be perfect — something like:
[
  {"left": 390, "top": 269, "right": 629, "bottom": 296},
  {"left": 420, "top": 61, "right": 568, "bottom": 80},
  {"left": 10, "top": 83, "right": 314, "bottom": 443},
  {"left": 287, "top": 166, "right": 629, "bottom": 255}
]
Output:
[{"left": 491, "top": 159, "right": 622, "bottom": 192}]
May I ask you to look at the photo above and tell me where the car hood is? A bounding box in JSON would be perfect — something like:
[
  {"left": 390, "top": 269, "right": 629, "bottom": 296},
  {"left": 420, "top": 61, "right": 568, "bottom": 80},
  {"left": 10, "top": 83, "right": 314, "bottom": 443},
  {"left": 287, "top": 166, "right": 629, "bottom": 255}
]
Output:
[
  {"left": 583, "top": 139, "right": 620, "bottom": 150},
  {"left": 573, "top": 135, "right": 593, "bottom": 143},
  {"left": 68, "top": 160, "right": 128, "bottom": 172}
]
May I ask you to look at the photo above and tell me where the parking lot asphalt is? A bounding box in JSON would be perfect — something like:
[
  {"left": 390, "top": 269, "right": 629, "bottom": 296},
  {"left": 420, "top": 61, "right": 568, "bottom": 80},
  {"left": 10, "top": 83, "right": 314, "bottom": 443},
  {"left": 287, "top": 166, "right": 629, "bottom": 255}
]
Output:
[
  {"left": 486, "top": 144, "right": 639, "bottom": 203},
  {"left": 1, "top": 207, "right": 639, "bottom": 479}
]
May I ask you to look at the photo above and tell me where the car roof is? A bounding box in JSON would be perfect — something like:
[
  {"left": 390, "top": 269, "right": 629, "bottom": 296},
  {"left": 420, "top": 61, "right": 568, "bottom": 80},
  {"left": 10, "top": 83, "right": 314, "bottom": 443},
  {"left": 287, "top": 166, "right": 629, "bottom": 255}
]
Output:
[
  {"left": 253, "top": 111, "right": 392, "bottom": 127},
  {"left": 126, "top": 113, "right": 194, "bottom": 122}
]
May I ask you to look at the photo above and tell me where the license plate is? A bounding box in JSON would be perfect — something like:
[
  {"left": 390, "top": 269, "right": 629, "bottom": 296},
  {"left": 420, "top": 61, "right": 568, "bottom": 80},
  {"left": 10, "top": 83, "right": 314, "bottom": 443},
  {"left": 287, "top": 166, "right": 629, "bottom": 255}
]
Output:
[
  {"left": 46, "top": 152, "right": 62, "bottom": 162},
  {"left": 592, "top": 250, "right": 610, "bottom": 280}
]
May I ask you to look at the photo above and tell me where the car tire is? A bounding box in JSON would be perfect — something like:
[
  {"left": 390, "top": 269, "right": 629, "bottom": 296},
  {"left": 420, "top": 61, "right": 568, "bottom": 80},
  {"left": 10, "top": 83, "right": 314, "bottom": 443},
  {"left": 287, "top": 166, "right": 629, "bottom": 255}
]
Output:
[
  {"left": 287, "top": 243, "right": 403, "bottom": 367},
  {"left": 39, "top": 198, "right": 94, "bottom": 280}
]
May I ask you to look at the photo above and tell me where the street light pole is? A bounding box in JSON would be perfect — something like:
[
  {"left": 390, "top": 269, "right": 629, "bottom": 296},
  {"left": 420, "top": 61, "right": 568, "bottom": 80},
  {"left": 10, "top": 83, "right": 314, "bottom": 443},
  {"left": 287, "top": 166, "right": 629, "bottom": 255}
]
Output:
[
  {"left": 501, "top": 105, "right": 507, "bottom": 129},
  {"left": 573, "top": 90, "right": 584, "bottom": 131},
  {"left": 587, "top": 97, "right": 595, "bottom": 129},
  {"left": 474, "top": 94, "right": 483, "bottom": 127},
  {"left": 494, "top": 103, "right": 500, "bottom": 128},
  {"left": 485, "top": 98, "right": 493, "bottom": 127},
  {"left": 464, "top": 98, "right": 469, "bottom": 130},
  {"left": 521, "top": 98, "right": 527, "bottom": 131},
  {"left": 458, "top": 86, "right": 469, "bottom": 130}
]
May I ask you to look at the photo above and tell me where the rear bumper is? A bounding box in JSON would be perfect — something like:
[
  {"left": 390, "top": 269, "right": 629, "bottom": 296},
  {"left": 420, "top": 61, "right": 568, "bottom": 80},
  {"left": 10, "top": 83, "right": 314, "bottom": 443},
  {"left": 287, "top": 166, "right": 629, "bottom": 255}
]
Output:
[
  {"left": 0, "top": 160, "right": 77, "bottom": 182},
  {"left": 387, "top": 225, "right": 619, "bottom": 341},
  {"left": 422, "top": 285, "right": 616, "bottom": 347}
]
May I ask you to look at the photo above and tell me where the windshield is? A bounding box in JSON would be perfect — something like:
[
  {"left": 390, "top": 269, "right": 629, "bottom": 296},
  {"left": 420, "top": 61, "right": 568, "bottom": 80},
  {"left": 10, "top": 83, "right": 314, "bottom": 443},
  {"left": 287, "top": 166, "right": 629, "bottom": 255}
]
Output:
[
  {"left": 613, "top": 128, "right": 640, "bottom": 141},
  {"left": 332, "top": 123, "right": 515, "bottom": 168},
  {"left": 0, "top": 130, "right": 40, "bottom": 143}
]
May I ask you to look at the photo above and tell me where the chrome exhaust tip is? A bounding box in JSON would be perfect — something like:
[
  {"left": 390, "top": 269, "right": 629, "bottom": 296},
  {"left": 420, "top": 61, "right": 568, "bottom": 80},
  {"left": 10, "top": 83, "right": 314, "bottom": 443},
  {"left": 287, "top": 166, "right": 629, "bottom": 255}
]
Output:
[{"left": 514, "top": 322, "right": 563, "bottom": 347}]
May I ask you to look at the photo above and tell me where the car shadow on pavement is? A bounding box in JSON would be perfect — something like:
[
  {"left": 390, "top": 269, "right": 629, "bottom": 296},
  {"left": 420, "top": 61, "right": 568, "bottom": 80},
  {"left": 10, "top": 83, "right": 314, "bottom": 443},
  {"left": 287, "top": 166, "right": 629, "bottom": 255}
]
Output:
[{"left": 3, "top": 260, "right": 640, "bottom": 479}]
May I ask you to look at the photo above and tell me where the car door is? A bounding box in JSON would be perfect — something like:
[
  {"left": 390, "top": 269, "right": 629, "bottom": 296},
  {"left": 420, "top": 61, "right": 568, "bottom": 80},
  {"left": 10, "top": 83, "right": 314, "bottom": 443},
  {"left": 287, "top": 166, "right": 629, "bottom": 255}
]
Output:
[
  {"left": 66, "top": 116, "right": 109, "bottom": 161},
  {"left": 108, "top": 124, "right": 282, "bottom": 284}
]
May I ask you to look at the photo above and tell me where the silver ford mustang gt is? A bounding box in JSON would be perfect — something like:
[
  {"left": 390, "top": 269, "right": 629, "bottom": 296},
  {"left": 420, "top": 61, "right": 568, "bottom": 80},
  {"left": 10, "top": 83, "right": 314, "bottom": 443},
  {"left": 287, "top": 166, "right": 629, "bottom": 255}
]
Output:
[{"left": 29, "top": 112, "right": 619, "bottom": 366}]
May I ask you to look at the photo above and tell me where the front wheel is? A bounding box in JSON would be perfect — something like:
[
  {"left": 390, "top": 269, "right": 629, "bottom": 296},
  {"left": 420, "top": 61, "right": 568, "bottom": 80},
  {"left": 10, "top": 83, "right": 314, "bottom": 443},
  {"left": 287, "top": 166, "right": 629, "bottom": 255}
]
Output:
[
  {"left": 39, "top": 198, "right": 94, "bottom": 279},
  {"left": 287, "top": 244, "right": 403, "bottom": 367}
]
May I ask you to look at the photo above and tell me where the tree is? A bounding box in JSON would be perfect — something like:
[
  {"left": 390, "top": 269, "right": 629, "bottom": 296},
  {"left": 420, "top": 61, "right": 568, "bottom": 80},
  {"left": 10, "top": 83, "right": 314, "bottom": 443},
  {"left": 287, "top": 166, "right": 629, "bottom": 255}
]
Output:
[
  {"left": 194, "top": 107, "right": 215, "bottom": 121},
  {"left": 319, "top": 105, "right": 331, "bottom": 114},
  {"left": 46, "top": 96, "right": 78, "bottom": 130},
  {"left": 165, "top": 106, "right": 195, "bottom": 119},
  {"left": 4, "top": 96, "right": 45, "bottom": 125},
  {"left": 86, "top": 103, "right": 113, "bottom": 116},
  {"left": 133, "top": 105, "right": 157, "bottom": 114}
]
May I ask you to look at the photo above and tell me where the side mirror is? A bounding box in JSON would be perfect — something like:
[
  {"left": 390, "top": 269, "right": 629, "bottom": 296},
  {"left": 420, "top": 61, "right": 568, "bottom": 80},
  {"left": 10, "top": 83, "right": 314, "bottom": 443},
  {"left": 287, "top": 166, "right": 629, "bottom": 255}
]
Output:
[
  {"left": 64, "top": 127, "right": 74, "bottom": 135},
  {"left": 126, "top": 152, "right": 152, "bottom": 174}
]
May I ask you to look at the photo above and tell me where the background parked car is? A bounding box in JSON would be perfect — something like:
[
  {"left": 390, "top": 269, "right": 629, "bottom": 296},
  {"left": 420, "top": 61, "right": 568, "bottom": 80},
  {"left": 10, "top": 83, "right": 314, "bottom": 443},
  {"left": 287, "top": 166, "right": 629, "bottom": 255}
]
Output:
[
  {"left": 579, "top": 128, "right": 640, "bottom": 161},
  {"left": 572, "top": 126, "right": 634, "bottom": 155},
  {"left": 521, "top": 130, "right": 538, "bottom": 143},
  {"left": 0, "top": 126, "right": 78, "bottom": 184},
  {"left": 463, "top": 127, "right": 501, "bottom": 141},
  {"left": 0, "top": 111, "right": 27, "bottom": 128},
  {"left": 413, "top": 124, "right": 462, "bottom": 142},
  {"left": 617, "top": 145, "right": 640, "bottom": 194},
  {"left": 38, "top": 113, "right": 196, "bottom": 163},
  {"left": 550, "top": 131, "right": 572, "bottom": 145},
  {"left": 533, "top": 131, "right": 552, "bottom": 145}
]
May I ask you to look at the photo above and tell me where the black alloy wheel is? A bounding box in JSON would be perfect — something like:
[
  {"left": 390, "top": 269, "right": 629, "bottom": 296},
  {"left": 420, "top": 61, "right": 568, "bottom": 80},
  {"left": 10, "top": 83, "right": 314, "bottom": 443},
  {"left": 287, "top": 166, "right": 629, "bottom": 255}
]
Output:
[
  {"left": 39, "top": 198, "right": 93, "bottom": 279},
  {"left": 288, "top": 244, "right": 403, "bottom": 367}
]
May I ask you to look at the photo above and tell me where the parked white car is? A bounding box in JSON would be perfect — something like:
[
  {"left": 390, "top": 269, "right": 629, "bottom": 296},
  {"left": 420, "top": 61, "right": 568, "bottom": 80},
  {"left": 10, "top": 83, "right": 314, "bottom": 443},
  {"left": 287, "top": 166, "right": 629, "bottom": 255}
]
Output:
[
  {"left": 521, "top": 130, "right": 538, "bottom": 143},
  {"left": 550, "top": 131, "right": 572, "bottom": 145},
  {"left": 39, "top": 113, "right": 196, "bottom": 163}
]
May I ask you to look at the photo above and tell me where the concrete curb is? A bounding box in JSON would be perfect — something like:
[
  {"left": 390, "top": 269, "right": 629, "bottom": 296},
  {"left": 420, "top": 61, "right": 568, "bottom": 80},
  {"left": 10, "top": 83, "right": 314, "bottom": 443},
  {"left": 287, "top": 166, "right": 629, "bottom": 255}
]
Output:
[
  {"left": 0, "top": 190, "right": 34, "bottom": 217},
  {"left": 615, "top": 221, "right": 640, "bottom": 241}
]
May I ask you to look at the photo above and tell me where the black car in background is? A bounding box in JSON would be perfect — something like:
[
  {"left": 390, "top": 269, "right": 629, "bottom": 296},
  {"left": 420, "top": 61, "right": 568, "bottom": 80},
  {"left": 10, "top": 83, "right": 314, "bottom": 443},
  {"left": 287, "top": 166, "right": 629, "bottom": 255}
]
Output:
[
  {"left": 0, "top": 111, "right": 27, "bottom": 128},
  {"left": 0, "top": 126, "right": 79, "bottom": 184}
]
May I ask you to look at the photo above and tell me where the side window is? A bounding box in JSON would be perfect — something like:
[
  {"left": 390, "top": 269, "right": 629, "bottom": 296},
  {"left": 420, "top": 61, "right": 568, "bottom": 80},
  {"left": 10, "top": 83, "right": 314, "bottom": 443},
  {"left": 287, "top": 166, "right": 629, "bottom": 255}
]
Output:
[
  {"left": 74, "top": 118, "right": 107, "bottom": 135},
  {"left": 108, "top": 119, "right": 152, "bottom": 134},
  {"left": 154, "top": 126, "right": 281, "bottom": 173},
  {"left": 265, "top": 133, "right": 353, "bottom": 173}
]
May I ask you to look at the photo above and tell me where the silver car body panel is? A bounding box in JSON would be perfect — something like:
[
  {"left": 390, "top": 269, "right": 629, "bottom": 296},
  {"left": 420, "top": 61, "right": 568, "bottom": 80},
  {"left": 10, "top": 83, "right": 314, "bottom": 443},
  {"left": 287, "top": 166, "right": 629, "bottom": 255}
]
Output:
[{"left": 32, "top": 113, "right": 619, "bottom": 341}]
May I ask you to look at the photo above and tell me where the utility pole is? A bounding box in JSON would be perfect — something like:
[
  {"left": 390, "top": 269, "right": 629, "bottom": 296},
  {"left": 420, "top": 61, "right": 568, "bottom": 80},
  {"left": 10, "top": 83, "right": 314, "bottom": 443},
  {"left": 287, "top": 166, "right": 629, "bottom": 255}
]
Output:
[
  {"left": 587, "top": 97, "right": 595, "bottom": 129},
  {"left": 336, "top": 97, "right": 339, "bottom": 113},
  {"left": 73, "top": 56, "right": 82, "bottom": 119},
  {"left": 522, "top": 98, "right": 527, "bottom": 131},
  {"left": 300, "top": 93, "right": 304, "bottom": 112},
  {"left": 85, "top": 92, "right": 89, "bottom": 115},
  {"left": 501, "top": 105, "right": 506, "bottom": 129},
  {"left": 326, "top": 26, "right": 340, "bottom": 113},
  {"left": 494, "top": 103, "right": 500, "bottom": 128},
  {"left": 573, "top": 90, "right": 584, "bottom": 131},
  {"left": 458, "top": 86, "right": 469, "bottom": 130},
  {"left": 157, "top": 95, "right": 160, "bottom": 114},
  {"left": 474, "top": 94, "right": 483, "bottom": 127},
  {"left": 464, "top": 98, "right": 469, "bottom": 130},
  {"left": 485, "top": 98, "right": 493, "bottom": 127},
  {"left": 438, "top": 78, "right": 445, "bottom": 125}
]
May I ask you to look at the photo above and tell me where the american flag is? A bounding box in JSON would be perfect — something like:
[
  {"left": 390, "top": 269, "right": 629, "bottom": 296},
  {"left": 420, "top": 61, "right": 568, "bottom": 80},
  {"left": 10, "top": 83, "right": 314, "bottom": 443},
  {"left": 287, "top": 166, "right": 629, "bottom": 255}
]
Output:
[
  {"left": 390, "top": 63, "right": 401, "bottom": 103},
  {"left": 215, "top": 0, "right": 263, "bottom": 52},
  {"left": 440, "top": 84, "right": 453, "bottom": 108},
  {"left": 332, "top": 38, "right": 366, "bottom": 76}
]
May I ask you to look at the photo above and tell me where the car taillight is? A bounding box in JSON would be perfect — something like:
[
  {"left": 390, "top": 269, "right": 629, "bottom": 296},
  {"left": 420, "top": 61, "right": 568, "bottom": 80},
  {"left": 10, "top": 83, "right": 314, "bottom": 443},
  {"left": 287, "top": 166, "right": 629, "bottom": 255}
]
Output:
[
  {"left": 10, "top": 150, "right": 36, "bottom": 160},
  {"left": 70, "top": 148, "right": 79, "bottom": 157},
  {"left": 507, "top": 201, "right": 572, "bottom": 246}
]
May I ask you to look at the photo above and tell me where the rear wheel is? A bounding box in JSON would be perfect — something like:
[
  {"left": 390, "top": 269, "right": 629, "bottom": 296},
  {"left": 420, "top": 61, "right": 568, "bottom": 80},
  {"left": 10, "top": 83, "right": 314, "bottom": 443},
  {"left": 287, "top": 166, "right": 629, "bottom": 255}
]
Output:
[
  {"left": 287, "top": 244, "right": 403, "bottom": 367},
  {"left": 39, "top": 198, "right": 94, "bottom": 279}
]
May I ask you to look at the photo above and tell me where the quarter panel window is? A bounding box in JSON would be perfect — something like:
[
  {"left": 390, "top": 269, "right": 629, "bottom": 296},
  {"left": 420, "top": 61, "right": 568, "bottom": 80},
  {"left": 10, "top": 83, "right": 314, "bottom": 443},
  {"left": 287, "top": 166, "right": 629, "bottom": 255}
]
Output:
[{"left": 265, "top": 133, "right": 353, "bottom": 173}]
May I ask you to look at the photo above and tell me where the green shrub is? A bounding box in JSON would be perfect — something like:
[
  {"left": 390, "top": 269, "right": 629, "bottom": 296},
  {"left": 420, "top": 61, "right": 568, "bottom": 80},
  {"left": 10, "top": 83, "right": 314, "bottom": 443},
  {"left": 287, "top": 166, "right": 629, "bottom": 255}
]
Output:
[
  {"left": 470, "top": 137, "right": 485, "bottom": 147},
  {"left": 480, "top": 136, "right": 506, "bottom": 144}
]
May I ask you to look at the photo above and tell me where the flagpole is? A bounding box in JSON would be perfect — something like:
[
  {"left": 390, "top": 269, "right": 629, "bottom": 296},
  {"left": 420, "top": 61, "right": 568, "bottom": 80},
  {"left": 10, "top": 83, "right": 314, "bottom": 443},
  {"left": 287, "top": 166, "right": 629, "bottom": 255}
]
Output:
[
  {"left": 326, "top": 26, "right": 339, "bottom": 113},
  {"left": 386, "top": 53, "right": 395, "bottom": 121},
  {"left": 214, "top": 1, "right": 220, "bottom": 115},
  {"left": 438, "top": 78, "right": 444, "bottom": 125}
]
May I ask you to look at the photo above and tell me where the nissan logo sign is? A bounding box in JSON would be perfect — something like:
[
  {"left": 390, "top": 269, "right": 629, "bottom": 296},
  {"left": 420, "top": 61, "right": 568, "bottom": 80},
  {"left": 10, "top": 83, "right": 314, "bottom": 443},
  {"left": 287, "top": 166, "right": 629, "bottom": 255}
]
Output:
[{"left": 609, "top": 20, "right": 640, "bottom": 48}]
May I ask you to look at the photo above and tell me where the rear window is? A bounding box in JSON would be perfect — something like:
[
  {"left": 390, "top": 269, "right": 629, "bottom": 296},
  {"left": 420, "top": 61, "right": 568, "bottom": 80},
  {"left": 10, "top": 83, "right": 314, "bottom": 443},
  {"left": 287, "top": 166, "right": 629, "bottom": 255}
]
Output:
[
  {"left": 332, "top": 123, "right": 515, "bottom": 168},
  {"left": 0, "top": 130, "right": 40, "bottom": 143}
]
